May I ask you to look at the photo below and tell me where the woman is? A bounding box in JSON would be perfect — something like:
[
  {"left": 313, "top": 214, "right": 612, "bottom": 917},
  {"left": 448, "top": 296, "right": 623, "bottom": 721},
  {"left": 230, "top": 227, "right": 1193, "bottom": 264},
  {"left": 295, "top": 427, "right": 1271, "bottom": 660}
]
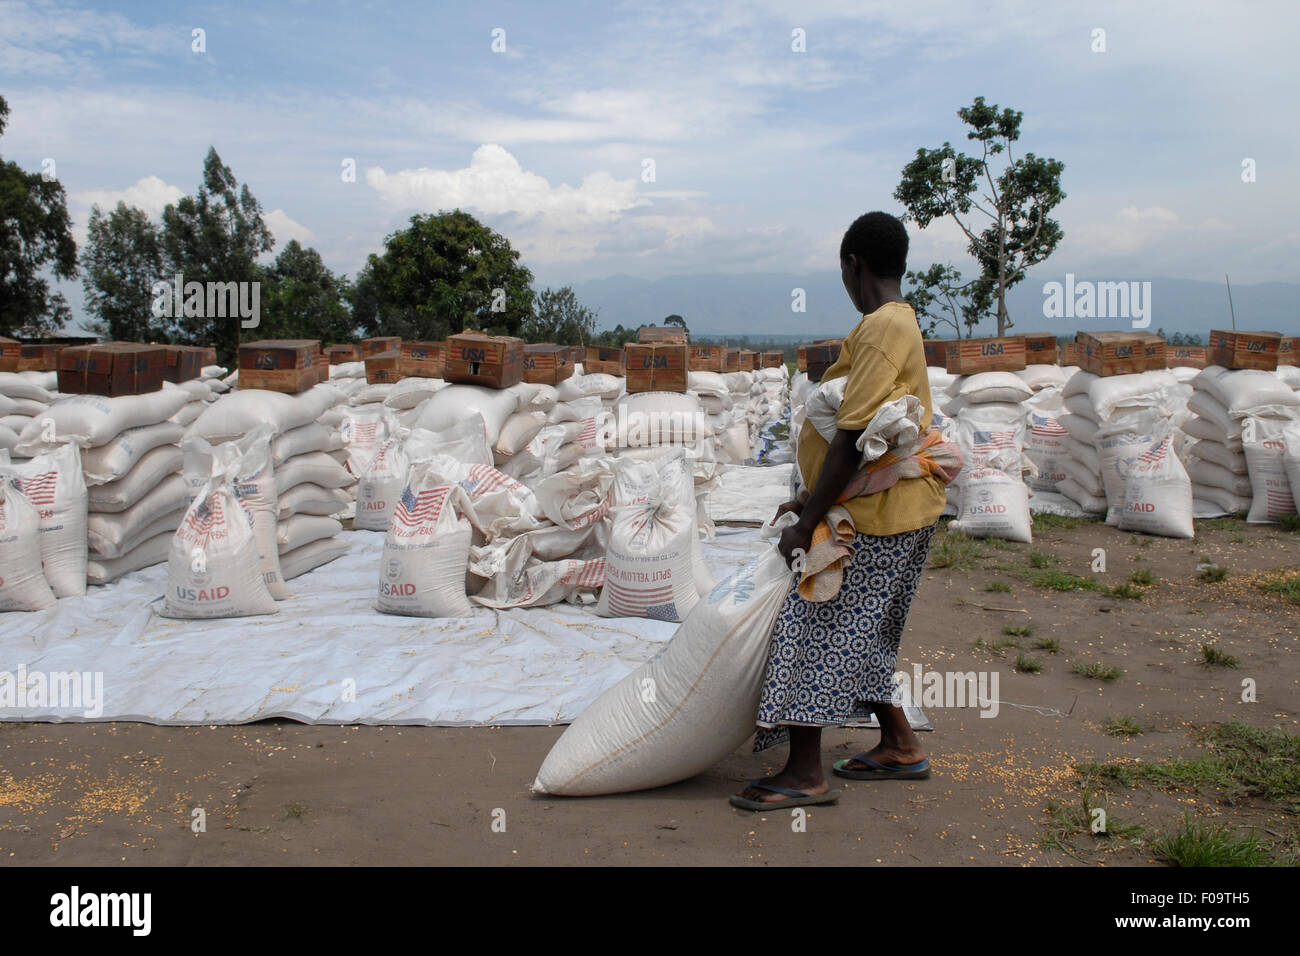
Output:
[{"left": 731, "top": 210, "right": 948, "bottom": 810}]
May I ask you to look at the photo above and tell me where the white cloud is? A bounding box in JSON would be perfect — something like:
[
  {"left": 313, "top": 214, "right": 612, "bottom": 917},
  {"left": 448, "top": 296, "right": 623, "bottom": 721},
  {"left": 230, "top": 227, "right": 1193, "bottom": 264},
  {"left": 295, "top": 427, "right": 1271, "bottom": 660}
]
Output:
[
  {"left": 67, "top": 174, "right": 184, "bottom": 245},
  {"left": 264, "top": 208, "right": 315, "bottom": 248}
]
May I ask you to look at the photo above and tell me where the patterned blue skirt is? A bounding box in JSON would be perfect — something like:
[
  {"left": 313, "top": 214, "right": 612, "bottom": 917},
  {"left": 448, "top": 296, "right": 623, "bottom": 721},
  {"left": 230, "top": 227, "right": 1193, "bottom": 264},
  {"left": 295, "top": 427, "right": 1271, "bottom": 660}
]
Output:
[{"left": 753, "top": 522, "right": 937, "bottom": 752}]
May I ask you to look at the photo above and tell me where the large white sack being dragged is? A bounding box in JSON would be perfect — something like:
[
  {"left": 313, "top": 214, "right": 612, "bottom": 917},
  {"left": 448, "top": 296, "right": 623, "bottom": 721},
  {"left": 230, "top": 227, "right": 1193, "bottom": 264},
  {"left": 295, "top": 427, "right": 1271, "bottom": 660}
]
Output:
[
  {"left": 612, "top": 391, "right": 709, "bottom": 447},
  {"left": 0, "top": 477, "right": 57, "bottom": 610},
  {"left": 533, "top": 540, "right": 794, "bottom": 796},
  {"left": 80, "top": 421, "right": 184, "bottom": 485},
  {"left": 160, "top": 464, "right": 278, "bottom": 619},
  {"left": 412, "top": 384, "right": 521, "bottom": 446},
  {"left": 86, "top": 532, "right": 172, "bottom": 585},
  {"left": 0, "top": 444, "right": 88, "bottom": 597},
  {"left": 15, "top": 391, "right": 189, "bottom": 455},
  {"left": 950, "top": 465, "right": 1033, "bottom": 542},
  {"left": 1194, "top": 366, "right": 1300, "bottom": 416},
  {"left": 87, "top": 444, "right": 182, "bottom": 513},
  {"left": 1118, "top": 430, "right": 1194, "bottom": 538},
  {"left": 375, "top": 471, "right": 477, "bottom": 619},
  {"left": 596, "top": 449, "right": 699, "bottom": 622},
  {"left": 186, "top": 384, "right": 342, "bottom": 443},
  {"left": 182, "top": 428, "right": 289, "bottom": 600},
  {"left": 1243, "top": 416, "right": 1298, "bottom": 524}
]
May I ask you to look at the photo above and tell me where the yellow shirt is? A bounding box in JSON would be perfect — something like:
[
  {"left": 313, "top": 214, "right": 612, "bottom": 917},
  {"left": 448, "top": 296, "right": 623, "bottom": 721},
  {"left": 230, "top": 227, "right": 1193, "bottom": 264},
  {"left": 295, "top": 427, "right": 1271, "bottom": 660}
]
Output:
[{"left": 797, "top": 301, "right": 946, "bottom": 536}]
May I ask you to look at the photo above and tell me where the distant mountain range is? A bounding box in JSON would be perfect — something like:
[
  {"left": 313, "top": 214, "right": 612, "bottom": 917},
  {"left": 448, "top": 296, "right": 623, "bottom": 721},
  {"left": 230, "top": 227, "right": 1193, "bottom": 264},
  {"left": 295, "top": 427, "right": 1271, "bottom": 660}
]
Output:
[{"left": 574, "top": 273, "right": 1300, "bottom": 341}]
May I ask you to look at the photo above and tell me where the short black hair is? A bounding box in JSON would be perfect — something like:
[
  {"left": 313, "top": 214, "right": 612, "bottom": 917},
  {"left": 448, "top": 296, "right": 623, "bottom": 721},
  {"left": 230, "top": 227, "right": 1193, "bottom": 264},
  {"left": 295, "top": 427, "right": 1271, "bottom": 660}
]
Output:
[{"left": 839, "top": 211, "right": 908, "bottom": 279}]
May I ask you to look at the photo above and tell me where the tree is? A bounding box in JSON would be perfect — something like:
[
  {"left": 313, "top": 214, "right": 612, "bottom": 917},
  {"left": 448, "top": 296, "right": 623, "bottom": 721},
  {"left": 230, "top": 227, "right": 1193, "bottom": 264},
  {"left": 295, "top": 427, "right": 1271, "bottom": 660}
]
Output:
[
  {"left": 0, "top": 95, "right": 78, "bottom": 337},
  {"left": 1156, "top": 327, "right": 1203, "bottom": 347},
  {"left": 160, "top": 146, "right": 274, "bottom": 362},
  {"left": 905, "top": 263, "right": 980, "bottom": 339},
  {"left": 352, "top": 210, "right": 534, "bottom": 341},
  {"left": 894, "top": 96, "right": 1065, "bottom": 336},
  {"left": 521, "top": 286, "right": 598, "bottom": 344},
  {"left": 259, "top": 240, "right": 355, "bottom": 343},
  {"left": 664, "top": 314, "right": 689, "bottom": 335},
  {"left": 80, "top": 202, "right": 169, "bottom": 342},
  {"left": 593, "top": 323, "right": 639, "bottom": 347}
]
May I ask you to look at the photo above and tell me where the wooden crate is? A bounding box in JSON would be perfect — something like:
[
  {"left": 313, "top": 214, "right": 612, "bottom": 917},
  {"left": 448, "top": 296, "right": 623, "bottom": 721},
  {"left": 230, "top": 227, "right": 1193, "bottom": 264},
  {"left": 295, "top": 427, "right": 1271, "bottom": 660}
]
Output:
[
  {"left": 313, "top": 351, "right": 328, "bottom": 386},
  {"left": 200, "top": 346, "right": 218, "bottom": 367},
  {"left": 364, "top": 350, "right": 404, "bottom": 384},
  {"left": 761, "top": 351, "right": 784, "bottom": 369},
  {"left": 1166, "top": 346, "right": 1208, "bottom": 369},
  {"left": 1278, "top": 336, "right": 1298, "bottom": 366},
  {"left": 443, "top": 332, "right": 524, "bottom": 389},
  {"left": 1075, "top": 331, "right": 1144, "bottom": 378},
  {"left": 796, "top": 345, "right": 808, "bottom": 372},
  {"left": 361, "top": 336, "right": 401, "bottom": 357},
  {"left": 944, "top": 336, "right": 1028, "bottom": 375},
  {"left": 625, "top": 343, "right": 688, "bottom": 393},
  {"left": 238, "top": 339, "right": 321, "bottom": 393},
  {"left": 327, "top": 344, "right": 361, "bottom": 364},
  {"left": 399, "top": 341, "right": 444, "bottom": 378},
  {"left": 17, "top": 344, "right": 64, "bottom": 372},
  {"left": 522, "top": 344, "right": 574, "bottom": 385},
  {"left": 1022, "top": 332, "right": 1059, "bottom": 366},
  {"left": 585, "top": 346, "right": 626, "bottom": 376},
  {"left": 922, "top": 339, "right": 949, "bottom": 368},
  {"left": 1136, "top": 332, "right": 1167, "bottom": 371},
  {"left": 724, "top": 348, "right": 741, "bottom": 373},
  {"left": 1208, "top": 329, "right": 1281, "bottom": 371},
  {"left": 804, "top": 344, "right": 841, "bottom": 383},
  {"left": 0, "top": 336, "right": 19, "bottom": 372},
  {"left": 636, "top": 325, "right": 688, "bottom": 345},
  {"left": 687, "top": 345, "right": 725, "bottom": 373},
  {"left": 163, "top": 345, "right": 205, "bottom": 383},
  {"left": 1060, "top": 342, "right": 1083, "bottom": 366},
  {"left": 58, "top": 343, "right": 166, "bottom": 396},
  {"left": 739, "top": 350, "right": 758, "bottom": 371}
]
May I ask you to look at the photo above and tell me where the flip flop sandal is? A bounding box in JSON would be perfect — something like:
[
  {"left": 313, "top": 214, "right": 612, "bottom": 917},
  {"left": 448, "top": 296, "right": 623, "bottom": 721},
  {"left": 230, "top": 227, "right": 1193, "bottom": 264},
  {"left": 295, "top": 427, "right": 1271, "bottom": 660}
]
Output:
[
  {"left": 832, "top": 755, "right": 931, "bottom": 780},
  {"left": 729, "top": 779, "right": 842, "bottom": 812}
]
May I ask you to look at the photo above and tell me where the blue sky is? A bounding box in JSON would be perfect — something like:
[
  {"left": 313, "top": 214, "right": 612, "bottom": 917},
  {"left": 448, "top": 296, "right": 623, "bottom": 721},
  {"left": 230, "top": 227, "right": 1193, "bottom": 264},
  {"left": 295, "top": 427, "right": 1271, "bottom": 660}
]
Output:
[{"left": 2, "top": 0, "right": 1297, "bottom": 330}]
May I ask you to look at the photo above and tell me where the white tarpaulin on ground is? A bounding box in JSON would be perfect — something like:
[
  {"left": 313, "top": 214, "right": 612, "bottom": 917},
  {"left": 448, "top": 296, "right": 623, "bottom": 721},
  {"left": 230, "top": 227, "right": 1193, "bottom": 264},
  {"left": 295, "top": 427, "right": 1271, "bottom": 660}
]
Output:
[{"left": 708, "top": 463, "right": 795, "bottom": 523}]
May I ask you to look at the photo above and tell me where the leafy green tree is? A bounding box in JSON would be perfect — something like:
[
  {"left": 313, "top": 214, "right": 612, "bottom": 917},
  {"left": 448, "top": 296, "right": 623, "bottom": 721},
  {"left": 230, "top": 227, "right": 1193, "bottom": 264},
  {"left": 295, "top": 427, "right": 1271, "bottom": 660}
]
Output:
[
  {"left": 905, "top": 263, "right": 980, "bottom": 339},
  {"left": 1156, "top": 327, "right": 1203, "bottom": 347},
  {"left": 895, "top": 96, "right": 1065, "bottom": 335},
  {"left": 664, "top": 314, "right": 688, "bottom": 335},
  {"left": 353, "top": 210, "right": 534, "bottom": 341},
  {"left": 593, "top": 323, "right": 640, "bottom": 347},
  {"left": 259, "top": 240, "right": 355, "bottom": 343},
  {"left": 160, "top": 146, "right": 274, "bottom": 362},
  {"left": 80, "top": 201, "right": 169, "bottom": 342},
  {"left": 0, "top": 95, "right": 77, "bottom": 336},
  {"left": 522, "top": 286, "right": 598, "bottom": 344}
]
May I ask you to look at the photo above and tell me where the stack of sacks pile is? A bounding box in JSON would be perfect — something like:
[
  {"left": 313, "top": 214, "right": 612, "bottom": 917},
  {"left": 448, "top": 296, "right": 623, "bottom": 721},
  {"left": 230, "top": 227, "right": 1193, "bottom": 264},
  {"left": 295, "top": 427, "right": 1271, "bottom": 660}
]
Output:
[
  {"left": 201, "top": 364, "right": 231, "bottom": 395},
  {"left": 1276, "top": 363, "right": 1300, "bottom": 392},
  {"left": 688, "top": 371, "right": 748, "bottom": 466},
  {"left": 184, "top": 383, "right": 352, "bottom": 589},
  {"left": 165, "top": 378, "right": 218, "bottom": 429},
  {"left": 1054, "top": 369, "right": 1194, "bottom": 536},
  {"left": 0, "top": 371, "right": 58, "bottom": 451},
  {"left": 749, "top": 366, "right": 791, "bottom": 462},
  {"left": 722, "top": 369, "right": 756, "bottom": 456},
  {"left": 8, "top": 388, "right": 195, "bottom": 588},
  {"left": 1183, "top": 366, "right": 1300, "bottom": 520}
]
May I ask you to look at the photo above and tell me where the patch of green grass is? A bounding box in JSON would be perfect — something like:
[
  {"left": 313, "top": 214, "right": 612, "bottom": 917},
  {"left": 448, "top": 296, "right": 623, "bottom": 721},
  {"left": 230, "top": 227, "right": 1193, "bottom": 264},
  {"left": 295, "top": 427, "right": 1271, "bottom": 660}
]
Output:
[
  {"left": 1257, "top": 571, "right": 1300, "bottom": 605},
  {"left": 1201, "top": 517, "right": 1243, "bottom": 531},
  {"left": 1198, "top": 564, "right": 1228, "bottom": 583},
  {"left": 1129, "top": 568, "right": 1155, "bottom": 587},
  {"left": 986, "top": 580, "right": 1012, "bottom": 593},
  {"left": 1102, "top": 715, "right": 1145, "bottom": 737},
  {"left": 1029, "top": 569, "right": 1107, "bottom": 593},
  {"left": 1027, "top": 550, "right": 1058, "bottom": 569},
  {"left": 1002, "top": 624, "right": 1033, "bottom": 637},
  {"left": 283, "top": 802, "right": 308, "bottom": 822},
  {"left": 1072, "top": 661, "right": 1124, "bottom": 682},
  {"left": 1200, "top": 644, "right": 1240, "bottom": 668},
  {"left": 1031, "top": 636, "right": 1060, "bottom": 653},
  {"left": 1032, "top": 513, "right": 1098, "bottom": 531},
  {"left": 1150, "top": 816, "right": 1273, "bottom": 867},
  {"left": 1014, "top": 654, "right": 1042, "bottom": 674},
  {"left": 1279, "top": 514, "right": 1300, "bottom": 533},
  {"left": 1038, "top": 790, "right": 1144, "bottom": 858},
  {"left": 976, "top": 636, "right": 1021, "bottom": 655},
  {"left": 928, "top": 530, "right": 983, "bottom": 570},
  {"left": 1109, "top": 583, "right": 1143, "bottom": 600}
]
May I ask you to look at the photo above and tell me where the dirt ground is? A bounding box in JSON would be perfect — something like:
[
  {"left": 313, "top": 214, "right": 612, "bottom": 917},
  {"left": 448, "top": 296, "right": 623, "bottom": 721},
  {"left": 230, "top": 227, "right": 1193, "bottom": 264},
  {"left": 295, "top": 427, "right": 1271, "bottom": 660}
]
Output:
[{"left": 1, "top": 518, "right": 1296, "bottom": 866}]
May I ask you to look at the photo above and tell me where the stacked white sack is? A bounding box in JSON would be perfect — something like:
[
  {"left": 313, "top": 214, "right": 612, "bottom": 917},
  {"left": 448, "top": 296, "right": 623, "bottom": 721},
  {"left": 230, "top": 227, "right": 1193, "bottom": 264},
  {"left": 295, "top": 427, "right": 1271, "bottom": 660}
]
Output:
[
  {"left": 749, "top": 365, "right": 791, "bottom": 463},
  {"left": 1183, "top": 366, "right": 1300, "bottom": 522},
  {"left": 185, "top": 384, "right": 351, "bottom": 589},
  {"left": 9, "top": 388, "right": 198, "bottom": 590},
  {"left": 0, "top": 371, "right": 58, "bottom": 451}
]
